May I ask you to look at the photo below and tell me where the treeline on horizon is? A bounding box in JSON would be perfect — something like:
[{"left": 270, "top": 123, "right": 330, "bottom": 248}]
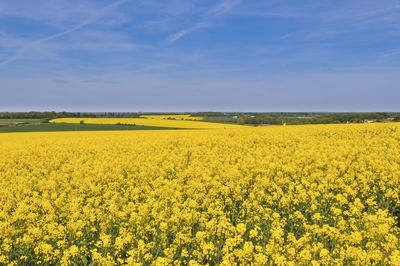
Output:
[
  {"left": 0, "top": 111, "right": 399, "bottom": 125},
  {"left": 0, "top": 112, "right": 141, "bottom": 120},
  {"left": 239, "top": 112, "right": 400, "bottom": 125}
]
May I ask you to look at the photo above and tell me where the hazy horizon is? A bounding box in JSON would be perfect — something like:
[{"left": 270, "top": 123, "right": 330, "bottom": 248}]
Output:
[{"left": 1, "top": 109, "right": 400, "bottom": 113}]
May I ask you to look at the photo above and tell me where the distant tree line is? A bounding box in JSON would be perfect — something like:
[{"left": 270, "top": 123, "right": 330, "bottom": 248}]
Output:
[
  {"left": 192, "top": 112, "right": 226, "bottom": 117},
  {"left": 0, "top": 112, "right": 210, "bottom": 120},
  {"left": 239, "top": 113, "right": 400, "bottom": 125},
  {"left": 1, "top": 112, "right": 399, "bottom": 125},
  {"left": 0, "top": 112, "right": 140, "bottom": 120}
]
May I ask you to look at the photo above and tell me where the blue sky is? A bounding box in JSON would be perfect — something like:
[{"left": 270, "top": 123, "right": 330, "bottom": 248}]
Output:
[{"left": 1, "top": 0, "right": 400, "bottom": 111}]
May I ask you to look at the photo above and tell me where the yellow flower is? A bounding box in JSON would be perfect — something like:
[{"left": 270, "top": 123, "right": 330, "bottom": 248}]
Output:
[{"left": 1, "top": 122, "right": 400, "bottom": 264}]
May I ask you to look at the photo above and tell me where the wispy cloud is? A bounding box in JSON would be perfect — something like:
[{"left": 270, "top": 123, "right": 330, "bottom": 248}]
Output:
[
  {"left": 166, "top": 21, "right": 211, "bottom": 43},
  {"left": 0, "top": 0, "right": 128, "bottom": 66},
  {"left": 166, "top": 0, "right": 242, "bottom": 43},
  {"left": 325, "top": 0, "right": 400, "bottom": 25},
  {"left": 209, "top": 0, "right": 242, "bottom": 17},
  {"left": 167, "top": 29, "right": 192, "bottom": 43}
]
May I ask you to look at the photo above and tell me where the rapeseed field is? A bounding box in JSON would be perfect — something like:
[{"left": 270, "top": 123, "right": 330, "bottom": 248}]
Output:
[
  {"left": 139, "top": 115, "right": 205, "bottom": 120},
  {"left": 50, "top": 118, "right": 241, "bottom": 129},
  {"left": 1, "top": 123, "right": 400, "bottom": 265}
]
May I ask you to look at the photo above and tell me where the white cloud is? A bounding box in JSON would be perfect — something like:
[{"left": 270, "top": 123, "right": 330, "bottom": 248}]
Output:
[{"left": 167, "top": 29, "right": 192, "bottom": 43}]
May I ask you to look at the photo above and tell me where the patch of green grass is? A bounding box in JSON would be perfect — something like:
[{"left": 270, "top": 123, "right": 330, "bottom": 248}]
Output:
[
  {"left": 0, "top": 119, "right": 44, "bottom": 123},
  {"left": 0, "top": 123, "right": 179, "bottom": 133}
]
